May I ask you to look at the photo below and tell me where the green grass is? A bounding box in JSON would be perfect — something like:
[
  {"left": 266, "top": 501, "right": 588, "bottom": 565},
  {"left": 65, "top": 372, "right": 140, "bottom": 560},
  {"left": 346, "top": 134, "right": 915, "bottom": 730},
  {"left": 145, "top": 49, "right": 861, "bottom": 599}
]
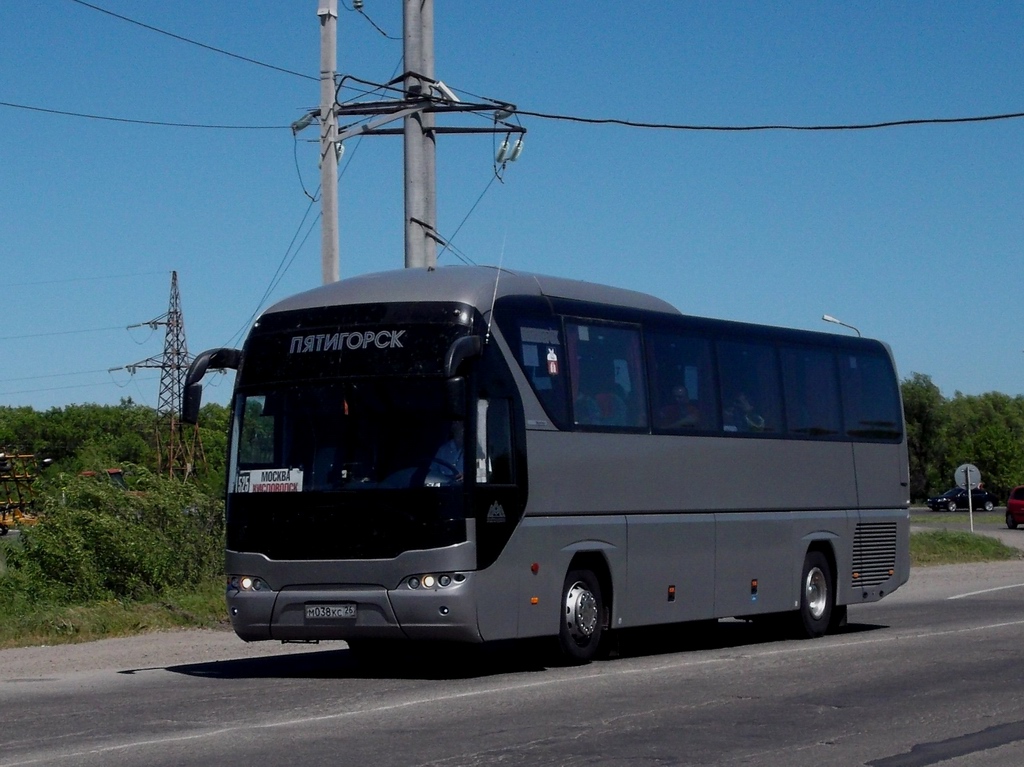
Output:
[
  {"left": 910, "top": 510, "right": 1005, "bottom": 526},
  {"left": 910, "top": 529, "right": 1021, "bottom": 567},
  {"left": 0, "top": 578, "right": 229, "bottom": 650}
]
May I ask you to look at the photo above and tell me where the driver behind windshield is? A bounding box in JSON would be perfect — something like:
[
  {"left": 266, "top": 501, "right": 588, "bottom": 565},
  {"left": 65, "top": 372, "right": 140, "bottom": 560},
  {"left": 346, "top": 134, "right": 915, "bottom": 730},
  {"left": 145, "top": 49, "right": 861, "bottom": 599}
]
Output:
[{"left": 433, "top": 422, "right": 466, "bottom": 482}]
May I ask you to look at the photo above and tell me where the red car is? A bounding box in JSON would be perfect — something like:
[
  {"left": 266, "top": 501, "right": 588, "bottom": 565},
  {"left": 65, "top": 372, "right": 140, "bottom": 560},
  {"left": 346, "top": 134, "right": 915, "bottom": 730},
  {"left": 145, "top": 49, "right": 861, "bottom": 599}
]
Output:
[{"left": 1006, "top": 486, "right": 1024, "bottom": 529}]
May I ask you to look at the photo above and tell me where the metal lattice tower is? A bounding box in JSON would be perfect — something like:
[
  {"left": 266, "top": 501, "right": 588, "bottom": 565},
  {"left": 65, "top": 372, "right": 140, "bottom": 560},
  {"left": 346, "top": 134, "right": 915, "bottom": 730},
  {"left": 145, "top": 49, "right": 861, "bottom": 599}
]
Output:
[{"left": 124, "top": 271, "right": 205, "bottom": 479}]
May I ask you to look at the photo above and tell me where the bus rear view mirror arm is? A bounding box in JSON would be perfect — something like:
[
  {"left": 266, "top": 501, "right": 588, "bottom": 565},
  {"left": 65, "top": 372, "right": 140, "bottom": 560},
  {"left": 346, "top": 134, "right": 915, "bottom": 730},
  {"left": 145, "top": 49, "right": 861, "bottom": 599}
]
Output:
[
  {"left": 444, "top": 335, "right": 483, "bottom": 378},
  {"left": 181, "top": 347, "right": 242, "bottom": 424}
]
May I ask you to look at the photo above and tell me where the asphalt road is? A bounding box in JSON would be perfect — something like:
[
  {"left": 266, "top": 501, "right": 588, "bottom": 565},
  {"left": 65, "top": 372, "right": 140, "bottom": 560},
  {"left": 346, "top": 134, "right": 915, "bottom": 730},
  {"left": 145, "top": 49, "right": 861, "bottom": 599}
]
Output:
[{"left": 2, "top": 553, "right": 1024, "bottom": 767}]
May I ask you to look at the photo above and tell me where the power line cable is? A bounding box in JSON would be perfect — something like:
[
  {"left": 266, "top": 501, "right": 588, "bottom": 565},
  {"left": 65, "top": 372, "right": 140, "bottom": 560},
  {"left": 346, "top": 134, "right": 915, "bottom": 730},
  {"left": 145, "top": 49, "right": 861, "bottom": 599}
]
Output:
[
  {"left": 0, "top": 368, "right": 114, "bottom": 383},
  {"left": 7, "top": 92, "right": 1024, "bottom": 136},
  {"left": 5, "top": 270, "right": 169, "bottom": 288},
  {"left": 436, "top": 173, "right": 504, "bottom": 266},
  {"left": 0, "top": 325, "right": 127, "bottom": 341},
  {"left": 66, "top": 0, "right": 317, "bottom": 82},
  {"left": 0, "top": 376, "right": 157, "bottom": 398},
  {"left": 0, "top": 100, "right": 286, "bottom": 130},
  {"left": 514, "top": 108, "right": 1024, "bottom": 132},
  {"left": 341, "top": 1, "right": 401, "bottom": 41},
  {"left": 223, "top": 198, "right": 321, "bottom": 349}
]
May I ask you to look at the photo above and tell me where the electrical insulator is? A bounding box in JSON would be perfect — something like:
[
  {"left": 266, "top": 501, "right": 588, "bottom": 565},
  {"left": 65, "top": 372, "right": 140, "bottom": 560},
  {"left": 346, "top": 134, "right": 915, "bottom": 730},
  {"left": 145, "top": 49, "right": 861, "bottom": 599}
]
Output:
[
  {"left": 353, "top": 0, "right": 364, "bottom": 9},
  {"left": 495, "top": 137, "right": 510, "bottom": 164},
  {"left": 508, "top": 137, "right": 524, "bottom": 162}
]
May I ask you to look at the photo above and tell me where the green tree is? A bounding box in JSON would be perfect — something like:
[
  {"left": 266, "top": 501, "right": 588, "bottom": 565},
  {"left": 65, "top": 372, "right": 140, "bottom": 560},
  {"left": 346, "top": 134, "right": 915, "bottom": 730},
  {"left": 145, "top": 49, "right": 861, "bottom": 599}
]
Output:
[
  {"left": 944, "top": 392, "right": 1024, "bottom": 501},
  {"left": 901, "top": 373, "right": 948, "bottom": 501}
]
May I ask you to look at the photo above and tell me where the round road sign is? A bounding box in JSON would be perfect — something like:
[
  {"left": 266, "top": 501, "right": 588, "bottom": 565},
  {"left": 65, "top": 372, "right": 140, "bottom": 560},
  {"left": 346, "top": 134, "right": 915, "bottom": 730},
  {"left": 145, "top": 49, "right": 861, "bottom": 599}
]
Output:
[{"left": 955, "top": 463, "right": 981, "bottom": 489}]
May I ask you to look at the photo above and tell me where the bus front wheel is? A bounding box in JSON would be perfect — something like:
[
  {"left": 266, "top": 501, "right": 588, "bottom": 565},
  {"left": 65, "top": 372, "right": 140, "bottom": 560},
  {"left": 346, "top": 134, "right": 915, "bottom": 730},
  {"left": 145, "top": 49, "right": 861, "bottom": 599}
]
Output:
[
  {"left": 558, "top": 569, "right": 605, "bottom": 663},
  {"left": 797, "top": 551, "right": 834, "bottom": 638}
]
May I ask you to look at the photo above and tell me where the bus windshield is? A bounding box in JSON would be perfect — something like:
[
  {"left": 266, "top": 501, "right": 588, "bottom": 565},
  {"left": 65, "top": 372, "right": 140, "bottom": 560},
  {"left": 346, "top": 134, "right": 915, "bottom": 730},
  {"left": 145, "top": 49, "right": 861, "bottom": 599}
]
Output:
[{"left": 232, "top": 378, "right": 465, "bottom": 493}]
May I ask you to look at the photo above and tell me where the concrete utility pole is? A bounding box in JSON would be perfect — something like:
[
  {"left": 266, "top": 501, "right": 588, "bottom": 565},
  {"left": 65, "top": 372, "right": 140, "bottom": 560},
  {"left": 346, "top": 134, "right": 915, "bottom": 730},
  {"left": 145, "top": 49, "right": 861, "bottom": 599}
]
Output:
[
  {"left": 403, "top": 0, "right": 437, "bottom": 269},
  {"left": 318, "top": 0, "right": 340, "bottom": 283},
  {"left": 324, "top": 0, "right": 524, "bottom": 271}
]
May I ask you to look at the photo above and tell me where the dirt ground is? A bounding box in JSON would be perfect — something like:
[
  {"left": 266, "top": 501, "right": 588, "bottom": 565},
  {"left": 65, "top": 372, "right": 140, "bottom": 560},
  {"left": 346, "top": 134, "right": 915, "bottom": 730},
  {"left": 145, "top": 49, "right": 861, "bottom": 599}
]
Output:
[{"left": 0, "top": 626, "right": 344, "bottom": 681}]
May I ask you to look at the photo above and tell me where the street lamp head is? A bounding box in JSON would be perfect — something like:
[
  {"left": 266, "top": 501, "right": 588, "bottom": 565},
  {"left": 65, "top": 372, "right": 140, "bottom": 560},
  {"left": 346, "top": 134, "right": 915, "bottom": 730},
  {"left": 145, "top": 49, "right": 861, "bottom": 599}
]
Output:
[
  {"left": 291, "top": 111, "right": 317, "bottom": 134},
  {"left": 432, "top": 81, "right": 460, "bottom": 104},
  {"left": 821, "top": 314, "right": 862, "bottom": 337}
]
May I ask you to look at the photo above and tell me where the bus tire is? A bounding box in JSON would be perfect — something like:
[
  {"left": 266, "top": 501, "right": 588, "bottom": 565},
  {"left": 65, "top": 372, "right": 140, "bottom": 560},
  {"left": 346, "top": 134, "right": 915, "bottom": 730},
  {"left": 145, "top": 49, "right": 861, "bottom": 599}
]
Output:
[
  {"left": 797, "top": 551, "right": 833, "bottom": 639},
  {"left": 558, "top": 569, "right": 605, "bottom": 664}
]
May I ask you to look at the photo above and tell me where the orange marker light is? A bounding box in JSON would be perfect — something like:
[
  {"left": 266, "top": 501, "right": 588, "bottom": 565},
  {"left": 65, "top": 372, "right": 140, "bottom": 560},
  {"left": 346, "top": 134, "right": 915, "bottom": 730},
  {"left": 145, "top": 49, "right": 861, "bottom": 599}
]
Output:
[{"left": 530, "top": 597, "right": 539, "bottom": 605}]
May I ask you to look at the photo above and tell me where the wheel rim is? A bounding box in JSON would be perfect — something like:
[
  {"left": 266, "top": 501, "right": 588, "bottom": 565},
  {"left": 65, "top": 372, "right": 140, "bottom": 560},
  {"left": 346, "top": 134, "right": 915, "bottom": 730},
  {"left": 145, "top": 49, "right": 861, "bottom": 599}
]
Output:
[
  {"left": 804, "top": 566, "right": 828, "bottom": 621},
  {"left": 564, "top": 580, "right": 599, "bottom": 643},
  {"left": 948, "top": 501, "right": 956, "bottom": 512},
  {"left": 985, "top": 502, "right": 994, "bottom": 512}
]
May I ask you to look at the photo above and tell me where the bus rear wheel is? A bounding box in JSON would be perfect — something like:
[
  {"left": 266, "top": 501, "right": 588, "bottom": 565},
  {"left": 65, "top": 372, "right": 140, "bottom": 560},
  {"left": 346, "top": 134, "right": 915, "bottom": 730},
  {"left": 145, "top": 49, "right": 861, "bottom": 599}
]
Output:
[
  {"left": 558, "top": 569, "right": 605, "bottom": 664},
  {"left": 797, "top": 551, "right": 834, "bottom": 638}
]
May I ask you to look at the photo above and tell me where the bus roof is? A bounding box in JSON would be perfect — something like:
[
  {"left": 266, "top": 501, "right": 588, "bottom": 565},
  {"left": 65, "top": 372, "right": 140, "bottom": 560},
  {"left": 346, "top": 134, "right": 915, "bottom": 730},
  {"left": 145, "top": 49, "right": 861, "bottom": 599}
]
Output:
[
  {"left": 259, "top": 265, "right": 890, "bottom": 353},
  {"left": 263, "top": 266, "right": 682, "bottom": 319}
]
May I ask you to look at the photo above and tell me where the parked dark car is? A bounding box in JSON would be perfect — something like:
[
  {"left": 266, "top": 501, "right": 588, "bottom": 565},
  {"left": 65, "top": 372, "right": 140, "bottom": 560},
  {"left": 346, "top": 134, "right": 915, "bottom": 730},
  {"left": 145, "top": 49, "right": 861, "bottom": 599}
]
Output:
[
  {"left": 926, "top": 486, "right": 998, "bottom": 512},
  {"left": 1006, "top": 486, "right": 1024, "bottom": 529}
]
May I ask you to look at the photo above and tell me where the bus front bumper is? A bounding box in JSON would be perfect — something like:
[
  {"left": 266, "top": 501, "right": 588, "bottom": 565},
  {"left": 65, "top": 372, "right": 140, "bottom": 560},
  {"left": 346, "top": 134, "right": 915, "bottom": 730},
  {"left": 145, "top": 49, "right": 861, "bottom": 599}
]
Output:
[{"left": 226, "top": 574, "right": 483, "bottom": 644}]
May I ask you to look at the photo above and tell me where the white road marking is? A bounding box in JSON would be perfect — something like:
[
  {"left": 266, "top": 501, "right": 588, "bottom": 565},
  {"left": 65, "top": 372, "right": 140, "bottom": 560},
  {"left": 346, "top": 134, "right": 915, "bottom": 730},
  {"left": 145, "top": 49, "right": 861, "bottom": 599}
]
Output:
[{"left": 947, "top": 582, "right": 1024, "bottom": 600}]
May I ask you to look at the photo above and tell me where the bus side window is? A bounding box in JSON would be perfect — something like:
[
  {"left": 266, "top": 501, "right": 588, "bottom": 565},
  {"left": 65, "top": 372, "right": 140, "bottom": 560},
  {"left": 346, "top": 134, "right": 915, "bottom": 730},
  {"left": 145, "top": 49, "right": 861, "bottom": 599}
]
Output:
[
  {"left": 781, "top": 346, "right": 841, "bottom": 437},
  {"left": 476, "top": 398, "right": 514, "bottom": 483},
  {"left": 566, "top": 322, "right": 647, "bottom": 430},
  {"left": 646, "top": 330, "right": 716, "bottom": 432},
  {"left": 517, "top": 323, "right": 569, "bottom": 428},
  {"left": 716, "top": 340, "right": 784, "bottom": 434},
  {"left": 839, "top": 352, "right": 903, "bottom": 440}
]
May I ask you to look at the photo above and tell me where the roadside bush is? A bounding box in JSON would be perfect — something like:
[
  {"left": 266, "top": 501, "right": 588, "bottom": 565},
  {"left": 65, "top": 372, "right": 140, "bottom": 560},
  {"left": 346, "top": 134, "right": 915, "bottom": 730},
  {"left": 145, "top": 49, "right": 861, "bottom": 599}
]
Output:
[{"left": 0, "top": 466, "right": 223, "bottom": 607}]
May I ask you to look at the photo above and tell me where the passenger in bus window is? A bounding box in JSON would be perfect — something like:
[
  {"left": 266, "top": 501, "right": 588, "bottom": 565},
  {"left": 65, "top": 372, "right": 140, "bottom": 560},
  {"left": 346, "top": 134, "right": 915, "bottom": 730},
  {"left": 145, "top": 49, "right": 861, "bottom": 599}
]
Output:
[
  {"left": 723, "top": 392, "right": 765, "bottom": 432},
  {"left": 594, "top": 389, "right": 628, "bottom": 426},
  {"left": 574, "top": 386, "right": 601, "bottom": 425},
  {"left": 657, "top": 385, "right": 700, "bottom": 429}
]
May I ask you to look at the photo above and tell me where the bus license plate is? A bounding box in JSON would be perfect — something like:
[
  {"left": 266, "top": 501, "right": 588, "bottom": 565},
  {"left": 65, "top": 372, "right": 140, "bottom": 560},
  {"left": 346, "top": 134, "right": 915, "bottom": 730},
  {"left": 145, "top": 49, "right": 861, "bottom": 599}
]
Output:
[{"left": 305, "top": 603, "right": 357, "bottom": 620}]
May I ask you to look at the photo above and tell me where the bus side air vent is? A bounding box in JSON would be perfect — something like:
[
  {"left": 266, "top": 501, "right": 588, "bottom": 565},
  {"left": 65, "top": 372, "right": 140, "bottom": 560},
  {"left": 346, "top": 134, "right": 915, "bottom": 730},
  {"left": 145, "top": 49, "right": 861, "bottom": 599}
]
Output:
[{"left": 852, "top": 522, "right": 898, "bottom": 587}]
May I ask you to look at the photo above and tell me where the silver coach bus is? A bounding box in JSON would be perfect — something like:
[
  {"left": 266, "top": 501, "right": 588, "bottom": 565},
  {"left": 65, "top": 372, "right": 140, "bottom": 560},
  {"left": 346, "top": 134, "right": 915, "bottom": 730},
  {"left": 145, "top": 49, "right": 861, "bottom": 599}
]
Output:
[{"left": 184, "top": 266, "right": 910, "bottom": 662}]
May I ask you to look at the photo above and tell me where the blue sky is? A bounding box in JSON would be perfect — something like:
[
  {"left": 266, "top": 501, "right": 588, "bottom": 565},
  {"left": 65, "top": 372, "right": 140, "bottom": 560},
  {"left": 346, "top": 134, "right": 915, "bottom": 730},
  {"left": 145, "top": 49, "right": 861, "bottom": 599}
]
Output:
[{"left": 2, "top": 1, "right": 1022, "bottom": 411}]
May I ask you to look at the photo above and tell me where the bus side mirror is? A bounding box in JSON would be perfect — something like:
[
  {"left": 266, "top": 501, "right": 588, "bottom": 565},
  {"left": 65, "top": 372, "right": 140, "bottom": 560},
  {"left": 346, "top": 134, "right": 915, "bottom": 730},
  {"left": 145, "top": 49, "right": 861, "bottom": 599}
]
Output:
[
  {"left": 182, "top": 382, "right": 204, "bottom": 425},
  {"left": 446, "top": 377, "right": 467, "bottom": 420},
  {"left": 181, "top": 347, "right": 242, "bottom": 424}
]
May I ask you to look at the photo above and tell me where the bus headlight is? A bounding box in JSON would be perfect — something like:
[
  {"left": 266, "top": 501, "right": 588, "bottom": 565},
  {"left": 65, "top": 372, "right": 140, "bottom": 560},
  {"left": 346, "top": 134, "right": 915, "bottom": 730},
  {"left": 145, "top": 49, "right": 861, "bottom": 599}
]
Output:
[
  {"left": 404, "top": 573, "right": 458, "bottom": 590},
  {"left": 228, "top": 575, "right": 269, "bottom": 593}
]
